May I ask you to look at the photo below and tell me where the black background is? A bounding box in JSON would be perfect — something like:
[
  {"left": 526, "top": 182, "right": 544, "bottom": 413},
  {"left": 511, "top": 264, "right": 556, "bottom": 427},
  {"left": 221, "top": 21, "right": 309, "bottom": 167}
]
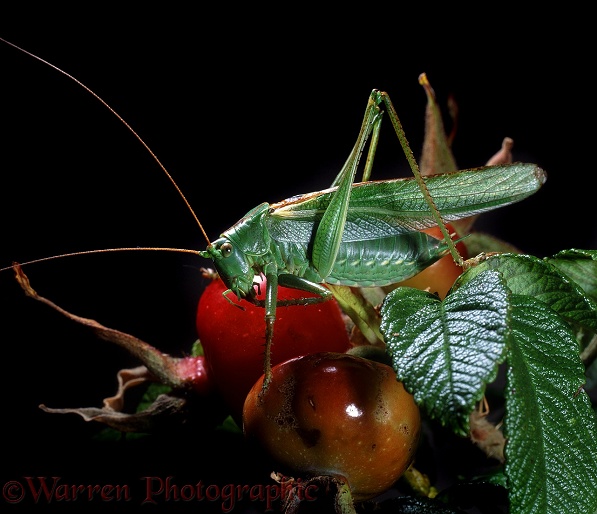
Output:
[{"left": 0, "top": 9, "right": 595, "bottom": 514}]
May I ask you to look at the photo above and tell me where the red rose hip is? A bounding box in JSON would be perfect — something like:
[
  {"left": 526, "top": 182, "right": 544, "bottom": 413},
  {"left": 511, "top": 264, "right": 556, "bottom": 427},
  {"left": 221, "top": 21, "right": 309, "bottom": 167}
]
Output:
[{"left": 196, "top": 275, "right": 351, "bottom": 422}]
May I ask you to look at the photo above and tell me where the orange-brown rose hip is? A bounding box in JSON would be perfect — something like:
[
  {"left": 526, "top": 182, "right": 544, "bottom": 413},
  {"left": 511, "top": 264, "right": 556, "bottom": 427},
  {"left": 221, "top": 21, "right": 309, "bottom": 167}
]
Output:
[{"left": 243, "top": 352, "right": 421, "bottom": 502}]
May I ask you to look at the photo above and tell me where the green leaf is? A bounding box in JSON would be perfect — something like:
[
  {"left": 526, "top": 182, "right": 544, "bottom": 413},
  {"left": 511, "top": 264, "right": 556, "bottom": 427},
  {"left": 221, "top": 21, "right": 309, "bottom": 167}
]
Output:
[
  {"left": 459, "top": 253, "right": 597, "bottom": 336},
  {"left": 380, "top": 269, "right": 509, "bottom": 436},
  {"left": 215, "top": 414, "right": 242, "bottom": 434},
  {"left": 504, "top": 294, "right": 597, "bottom": 514},
  {"left": 136, "top": 383, "right": 171, "bottom": 413},
  {"left": 191, "top": 339, "right": 205, "bottom": 357},
  {"left": 546, "top": 249, "right": 597, "bottom": 304}
]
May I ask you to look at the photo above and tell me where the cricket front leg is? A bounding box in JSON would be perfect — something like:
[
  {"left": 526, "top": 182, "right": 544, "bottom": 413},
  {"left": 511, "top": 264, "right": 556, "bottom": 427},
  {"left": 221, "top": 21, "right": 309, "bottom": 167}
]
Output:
[
  {"left": 262, "top": 314, "right": 275, "bottom": 393},
  {"left": 260, "top": 268, "right": 279, "bottom": 394},
  {"left": 257, "top": 274, "right": 332, "bottom": 394}
]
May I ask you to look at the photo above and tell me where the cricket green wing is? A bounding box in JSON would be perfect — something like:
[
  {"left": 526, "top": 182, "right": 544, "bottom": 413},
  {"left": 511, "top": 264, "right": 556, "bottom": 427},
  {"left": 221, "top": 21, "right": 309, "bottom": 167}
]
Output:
[{"left": 267, "top": 163, "right": 547, "bottom": 243}]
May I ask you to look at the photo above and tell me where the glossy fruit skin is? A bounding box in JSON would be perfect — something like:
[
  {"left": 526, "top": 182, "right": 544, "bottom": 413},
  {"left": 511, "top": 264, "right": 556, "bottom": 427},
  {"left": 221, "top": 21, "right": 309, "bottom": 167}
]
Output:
[
  {"left": 196, "top": 276, "right": 351, "bottom": 423},
  {"left": 243, "top": 352, "right": 421, "bottom": 502},
  {"left": 396, "top": 224, "right": 468, "bottom": 299}
]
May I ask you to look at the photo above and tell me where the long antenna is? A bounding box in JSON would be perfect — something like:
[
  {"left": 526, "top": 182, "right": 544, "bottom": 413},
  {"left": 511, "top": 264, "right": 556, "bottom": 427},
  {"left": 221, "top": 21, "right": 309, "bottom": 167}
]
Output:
[
  {"left": 0, "top": 248, "right": 202, "bottom": 273},
  {"left": 0, "top": 37, "right": 212, "bottom": 248}
]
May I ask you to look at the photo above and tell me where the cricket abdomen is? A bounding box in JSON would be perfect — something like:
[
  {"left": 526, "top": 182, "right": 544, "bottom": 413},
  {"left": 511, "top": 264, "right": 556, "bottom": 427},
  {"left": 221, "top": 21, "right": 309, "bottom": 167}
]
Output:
[{"left": 325, "top": 232, "right": 448, "bottom": 287}]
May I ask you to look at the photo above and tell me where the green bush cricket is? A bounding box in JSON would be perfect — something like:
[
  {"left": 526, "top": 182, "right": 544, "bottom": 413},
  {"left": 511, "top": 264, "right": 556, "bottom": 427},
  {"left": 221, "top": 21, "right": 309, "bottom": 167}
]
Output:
[{"left": 1, "top": 38, "right": 546, "bottom": 391}]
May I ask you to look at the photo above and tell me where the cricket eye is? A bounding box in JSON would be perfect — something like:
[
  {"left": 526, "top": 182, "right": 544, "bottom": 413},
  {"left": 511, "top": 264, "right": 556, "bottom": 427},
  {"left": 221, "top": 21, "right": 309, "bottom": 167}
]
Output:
[{"left": 220, "top": 242, "right": 233, "bottom": 257}]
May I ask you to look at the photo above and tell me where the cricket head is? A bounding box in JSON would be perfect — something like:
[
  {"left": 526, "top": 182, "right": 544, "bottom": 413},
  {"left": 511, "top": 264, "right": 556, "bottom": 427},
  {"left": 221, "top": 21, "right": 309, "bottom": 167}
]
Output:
[
  {"left": 197, "top": 202, "right": 272, "bottom": 301},
  {"left": 199, "top": 237, "right": 256, "bottom": 301}
]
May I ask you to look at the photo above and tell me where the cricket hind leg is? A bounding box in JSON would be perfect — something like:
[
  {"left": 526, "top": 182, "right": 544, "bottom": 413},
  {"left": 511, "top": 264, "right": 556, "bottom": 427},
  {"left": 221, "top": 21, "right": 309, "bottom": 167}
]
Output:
[{"left": 375, "top": 89, "right": 465, "bottom": 267}]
